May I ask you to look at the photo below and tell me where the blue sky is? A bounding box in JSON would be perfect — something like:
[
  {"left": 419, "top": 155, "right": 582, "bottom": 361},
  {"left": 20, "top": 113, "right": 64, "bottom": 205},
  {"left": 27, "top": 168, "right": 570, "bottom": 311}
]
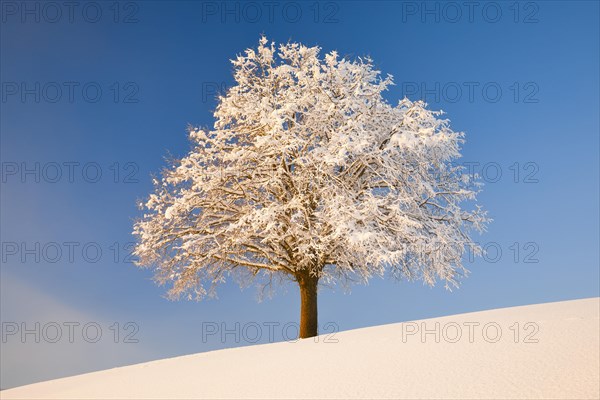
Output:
[{"left": 1, "top": 0, "right": 598, "bottom": 389}]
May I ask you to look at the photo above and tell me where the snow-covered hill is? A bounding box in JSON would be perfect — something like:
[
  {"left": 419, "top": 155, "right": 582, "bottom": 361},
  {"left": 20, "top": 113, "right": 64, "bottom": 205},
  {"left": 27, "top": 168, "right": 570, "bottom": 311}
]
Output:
[{"left": 2, "top": 298, "right": 598, "bottom": 399}]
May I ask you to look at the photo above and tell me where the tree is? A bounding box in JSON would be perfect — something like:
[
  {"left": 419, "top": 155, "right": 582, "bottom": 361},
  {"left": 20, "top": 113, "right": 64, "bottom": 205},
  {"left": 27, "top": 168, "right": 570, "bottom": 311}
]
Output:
[{"left": 133, "top": 37, "right": 488, "bottom": 339}]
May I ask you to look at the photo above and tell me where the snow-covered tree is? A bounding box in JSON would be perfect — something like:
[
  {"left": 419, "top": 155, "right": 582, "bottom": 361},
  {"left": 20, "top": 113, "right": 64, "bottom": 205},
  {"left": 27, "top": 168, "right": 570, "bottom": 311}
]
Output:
[{"left": 133, "top": 37, "right": 488, "bottom": 338}]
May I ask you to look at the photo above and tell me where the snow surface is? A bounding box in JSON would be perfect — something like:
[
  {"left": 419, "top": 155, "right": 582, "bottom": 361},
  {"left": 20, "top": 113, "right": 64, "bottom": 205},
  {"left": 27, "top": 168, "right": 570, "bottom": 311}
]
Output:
[{"left": 2, "top": 298, "right": 598, "bottom": 399}]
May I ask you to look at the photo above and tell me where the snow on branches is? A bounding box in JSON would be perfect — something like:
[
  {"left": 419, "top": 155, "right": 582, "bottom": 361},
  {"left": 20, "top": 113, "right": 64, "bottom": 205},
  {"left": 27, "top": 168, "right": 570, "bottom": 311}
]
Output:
[{"left": 133, "top": 36, "right": 489, "bottom": 300}]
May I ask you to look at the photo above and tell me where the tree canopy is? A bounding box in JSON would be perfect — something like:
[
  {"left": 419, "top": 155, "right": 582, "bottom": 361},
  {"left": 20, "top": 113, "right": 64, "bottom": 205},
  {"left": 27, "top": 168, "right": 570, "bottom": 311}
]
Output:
[{"left": 133, "top": 37, "right": 488, "bottom": 305}]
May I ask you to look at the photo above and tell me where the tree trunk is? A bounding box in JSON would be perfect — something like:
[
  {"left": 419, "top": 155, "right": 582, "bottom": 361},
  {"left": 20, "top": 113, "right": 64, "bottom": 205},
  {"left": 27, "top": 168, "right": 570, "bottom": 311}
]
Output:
[{"left": 298, "top": 273, "right": 319, "bottom": 339}]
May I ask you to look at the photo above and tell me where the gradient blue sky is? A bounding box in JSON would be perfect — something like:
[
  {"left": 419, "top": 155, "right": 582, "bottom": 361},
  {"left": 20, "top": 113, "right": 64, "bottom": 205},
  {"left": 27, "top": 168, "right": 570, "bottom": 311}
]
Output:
[{"left": 1, "top": 0, "right": 599, "bottom": 389}]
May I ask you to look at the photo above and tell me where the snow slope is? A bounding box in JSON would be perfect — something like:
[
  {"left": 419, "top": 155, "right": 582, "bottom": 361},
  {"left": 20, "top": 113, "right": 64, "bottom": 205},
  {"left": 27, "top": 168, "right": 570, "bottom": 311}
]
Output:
[{"left": 2, "top": 298, "right": 599, "bottom": 399}]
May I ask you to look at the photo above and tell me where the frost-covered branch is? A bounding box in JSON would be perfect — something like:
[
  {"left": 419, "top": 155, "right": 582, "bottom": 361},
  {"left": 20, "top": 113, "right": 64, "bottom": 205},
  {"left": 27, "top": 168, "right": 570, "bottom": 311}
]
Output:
[{"left": 133, "top": 36, "right": 489, "bottom": 300}]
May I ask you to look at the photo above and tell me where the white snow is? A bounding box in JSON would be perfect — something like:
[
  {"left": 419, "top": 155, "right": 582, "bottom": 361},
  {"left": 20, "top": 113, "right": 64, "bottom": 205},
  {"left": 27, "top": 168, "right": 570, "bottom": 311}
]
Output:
[
  {"left": 132, "top": 38, "right": 489, "bottom": 301},
  {"left": 2, "top": 298, "right": 598, "bottom": 399}
]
